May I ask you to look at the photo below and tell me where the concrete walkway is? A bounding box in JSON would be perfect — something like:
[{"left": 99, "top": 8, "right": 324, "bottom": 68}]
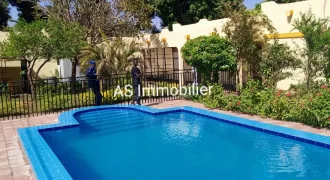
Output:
[{"left": 1, "top": 100, "right": 330, "bottom": 180}]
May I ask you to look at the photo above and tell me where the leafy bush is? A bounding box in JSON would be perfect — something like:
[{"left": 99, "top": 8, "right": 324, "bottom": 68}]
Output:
[
  {"left": 202, "top": 84, "right": 227, "bottom": 109},
  {"left": 191, "top": 79, "right": 330, "bottom": 128},
  {"left": 36, "top": 80, "right": 87, "bottom": 95},
  {"left": 0, "top": 83, "right": 8, "bottom": 94},
  {"left": 181, "top": 34, "right": 236, "bottom": 82},
  {"left": 0, "top": 88, "right": 128, "bottom": 117}
]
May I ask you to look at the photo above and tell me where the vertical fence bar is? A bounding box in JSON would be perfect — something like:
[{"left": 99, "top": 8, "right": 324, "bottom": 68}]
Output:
[
  {"left": 13, "top": 86, "right": 18, "bottom": 119},
  {"left": 1, "top": 88, "right": 4, "bottom": 120},
  {"left": 34, "top": 81, "right": 39, "bottom": 116},
  {"left": 8, "top": 85, "right": 12, "bottom": 119},
  {"left": 109, "top": 78, "right": 113, "bottom": 105},
  {"left": 27, "top": 84, "right": 31, "bottom": 118},
  {"left": 22, "top": 85, "right": 26, "bottom": 117},
  {"left": 43, "top": 80, "right": 47, "bottom": 115},
  {"left": 61, "top": 81, "right": 65, "bottom": 112},
  {"left": 70, "top": 81, "right": 73, "bottom": 109}
]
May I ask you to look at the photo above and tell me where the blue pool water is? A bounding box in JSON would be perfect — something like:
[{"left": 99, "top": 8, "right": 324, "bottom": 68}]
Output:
[{"left": 41, "top": 108, "right": 330, "bottom": 180}]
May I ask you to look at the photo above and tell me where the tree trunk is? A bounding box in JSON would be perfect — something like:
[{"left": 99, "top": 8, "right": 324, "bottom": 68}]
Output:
[
  {"left": 71, "top": 56, "right": 79, "bottom": 93},
  {"left": 306, "top": 57, "right": 312, "bottom": 90},
  {"left": 213, "top": 71, "right": 219, "bottom": 84},
  {"left": 238, "top": 61, "right": 244, "bottom": 86},
  {"left": 27, "top": 67, "right": 36, "bottom": 100}
]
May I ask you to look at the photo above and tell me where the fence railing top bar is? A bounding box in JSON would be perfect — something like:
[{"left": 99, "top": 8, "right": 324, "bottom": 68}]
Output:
[{"left": 0, "top": 70, "right": 195, "bottom": 84}]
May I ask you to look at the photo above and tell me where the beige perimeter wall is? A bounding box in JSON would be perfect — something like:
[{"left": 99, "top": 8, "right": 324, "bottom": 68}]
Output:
[{"left": 1, "top": 0, "right": 329, "bottom": 89}]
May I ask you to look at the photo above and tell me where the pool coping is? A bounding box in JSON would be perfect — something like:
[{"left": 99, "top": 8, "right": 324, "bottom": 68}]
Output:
[{"left": 17, "top": 105, "right": 330, "bottom": 180}]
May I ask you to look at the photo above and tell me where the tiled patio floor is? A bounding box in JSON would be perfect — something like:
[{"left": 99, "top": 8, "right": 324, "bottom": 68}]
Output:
[{"left": 1, "top": 100, "right": 330, "bottom": 180}]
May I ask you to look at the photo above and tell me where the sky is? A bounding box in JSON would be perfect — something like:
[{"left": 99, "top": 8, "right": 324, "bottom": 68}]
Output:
[{"left": 8, "top": 0, "right": 264, "bottom": 28}]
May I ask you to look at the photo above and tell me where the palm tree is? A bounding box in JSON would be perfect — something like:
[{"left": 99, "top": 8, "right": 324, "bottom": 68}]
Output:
[{"left": 80, "top": 32, "right": 144, "bottom": 77}]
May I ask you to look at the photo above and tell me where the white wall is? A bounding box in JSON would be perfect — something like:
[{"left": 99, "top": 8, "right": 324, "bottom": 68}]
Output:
[
  {"left": 59, "top": 59, "right": 82, "bottom": 81},
  {"left": 262, "top": 0, "right": 330, "bottom": 89},
  {"left": 262, "top": 0, "right": 330, "bottom": 34}
]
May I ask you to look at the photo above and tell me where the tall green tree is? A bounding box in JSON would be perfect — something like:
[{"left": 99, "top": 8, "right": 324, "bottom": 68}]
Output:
[
  {"left": 8, "top": 0, "right": 44, "bottom": 23},
  {"left": 223, "top": 5, "right": 275, "bottom": 87},
  {"left": 39, "top": 0, "right": 153, "bottom": 82},
  {"left": 0, "top": 19, "right": 86, "bottom": 96},
  {"left": 46, "top": 19, "right": 87, "bottom": 62},
  {"left": 260, "top": 39, "right": 301, "bottom": 88},
  {"left": 0, "top": 20, "right": 50, "bottom": 97},
  {"left": 148, "top": 0, "right": 243, "bottom": 31},
  {"left": 46, "top": 19, "right": 87, "bottom": 93},
  {"left": 292, "top": 9, "right": 330, "bottom": 89},
  {"left": 0, "top": 0, "right": 10, "bottom": 30}
]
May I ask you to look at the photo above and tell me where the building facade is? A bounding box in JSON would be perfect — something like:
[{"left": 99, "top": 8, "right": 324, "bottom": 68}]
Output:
[{"left": 1, "top": 0, "right": 329, "bottom": 89}]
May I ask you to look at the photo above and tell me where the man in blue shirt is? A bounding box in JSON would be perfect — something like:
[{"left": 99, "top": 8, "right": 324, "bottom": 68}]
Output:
[
  {"left": 86, "top": 60, "right": 102, "bottom": 106},
  {"left": 131, "top": 58, "right": 143, "bottom": 105}
]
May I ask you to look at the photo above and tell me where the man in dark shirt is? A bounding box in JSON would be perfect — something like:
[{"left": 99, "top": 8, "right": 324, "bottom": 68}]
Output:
[
  {"left": 86, "top": 60, "right": 102, "bottom": 106},
  {"left": 131, "top": 58, "right": 143, "bottom": 105}
]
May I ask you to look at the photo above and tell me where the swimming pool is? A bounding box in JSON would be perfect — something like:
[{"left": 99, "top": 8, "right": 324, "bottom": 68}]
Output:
[{"left": 18, "top": 105, "right": 330, "bottom": 180}]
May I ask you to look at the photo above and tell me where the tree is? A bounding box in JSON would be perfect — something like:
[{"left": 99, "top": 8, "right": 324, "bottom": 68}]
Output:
[
  {"left": 8, "top": 0, "right": 45, "bottom": 23},
  {"left": 181, "top": 33, "right": 236, "bottom": 83},
  {"left": 148, "top": 0, "right": 243, "bottom": 31},
  {"left": 292, "top": 9, "right": 330, "bottom": 89},
  {"left": 46, "top": 19, "right": 87, "bottom": 93},
  {"left": 255, "top": 0, "right": 305, "bottom": 11},
  {"left": 46, "top": 19, "right": 87, "bottom": 63},
  {"left": 254, "top": 3, "right": 261, "bottom": 11},
  {"left": 0, "top": 0, "right": 10, "bottom": 30},
  {"left": 38, "top": 0, "right": 153, "bottom": 83},
  {"left": 0, "top": 19, "right": 86, "bottom": 96},
  {"left": 223, "top": 5, "right": 275, "bottom": 87},
  {"left": 0, "top": 20, "right": 50, "bottom": 97},
  {"left": 260, "top": 39, "right": 301, "bottom": 88},
  {"left": 80, "top": 33, "right": 143, "bottom": 76},
  {"left": 323, "top": 31, "right": 330, "bottom": 80},
  {"left": 264, "top": 0, "right": 304, "bottom": 3}
]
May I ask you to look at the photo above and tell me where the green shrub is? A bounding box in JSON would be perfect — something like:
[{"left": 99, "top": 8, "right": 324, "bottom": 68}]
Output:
[
  {"left": 181, "top": 34, "right": 236, "bottom": 82},
  {"left": 202, "top": 84, "right": 227, "bottom": 109},
  {"left": 195, "top": 79, "right": 330, "bottom": 128}
]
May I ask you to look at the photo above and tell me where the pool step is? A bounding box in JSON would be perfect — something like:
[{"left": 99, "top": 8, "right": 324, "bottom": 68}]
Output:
[
  {"left": 77, "top": 110, "right": 186, "bottom": 135},
  {"left": 77, "top": 110, "right": 139, "bottom": 122},
  {"left": 87, "top": 117, "right": 167, "bottom": 135},
  {"left": 81, "top": 116, "right": 155, "bottom": 129}
]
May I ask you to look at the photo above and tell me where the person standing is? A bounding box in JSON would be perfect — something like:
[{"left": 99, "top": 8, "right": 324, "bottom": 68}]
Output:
[
  {"left": 86, "top": 60, "right": 102, "bottom": 106},
  {"left": 131, "top": 58, "right": 143, "bottom": 105}
]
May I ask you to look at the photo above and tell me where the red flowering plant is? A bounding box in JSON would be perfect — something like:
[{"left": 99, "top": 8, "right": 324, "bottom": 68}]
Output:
[
  {"left": 189, "top": 79, "right": 330, "bottom": 128},
  {"left": 234, "top": 79, "right": 267, "bottom": 114},
  {"left": 302, "top": 85, "right": 330, "bottom": 127},
  {"left": 260, "top": 90, "right": 293, "bottom": 119},
  {"left": 202, "top": 84, "right": 227, "bottom": 109},
  {"left": 223, "top": 95, "right": 240, "bottom": 111}
]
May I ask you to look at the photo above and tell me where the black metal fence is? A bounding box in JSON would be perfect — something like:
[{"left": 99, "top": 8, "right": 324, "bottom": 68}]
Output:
[{"left": 0, "top": 70, "right": 237, "bottom": 119}]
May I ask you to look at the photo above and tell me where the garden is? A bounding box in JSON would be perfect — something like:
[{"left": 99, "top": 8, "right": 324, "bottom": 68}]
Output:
[
  {"left": 181, "top": 7, "right": 330, "bottom": 128},
  {"left": 186, "top": 80, "right": 330, "bottom": 128}
]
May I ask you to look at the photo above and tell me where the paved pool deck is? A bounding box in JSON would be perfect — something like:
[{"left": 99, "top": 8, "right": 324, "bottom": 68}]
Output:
[{"left": 1, "top": 100, "right": 330, "bottom": 180}]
